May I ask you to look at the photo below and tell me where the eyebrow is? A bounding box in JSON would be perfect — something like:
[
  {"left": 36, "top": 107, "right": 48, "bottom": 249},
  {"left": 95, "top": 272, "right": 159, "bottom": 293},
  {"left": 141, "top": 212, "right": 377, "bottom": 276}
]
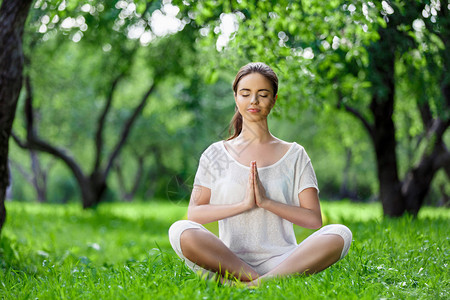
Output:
[{"left": 238, "top": 88, "right": 271, "bottom": 93}]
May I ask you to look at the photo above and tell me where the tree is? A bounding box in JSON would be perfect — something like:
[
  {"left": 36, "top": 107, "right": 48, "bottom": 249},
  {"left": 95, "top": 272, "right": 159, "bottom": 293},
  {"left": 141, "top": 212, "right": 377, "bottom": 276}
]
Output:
[
  {"left": 12, "top": 1, "right": 199, "bottom": 207},
  {"left": 14, "top": 68, "right": 158, "bottom": 208},
  {"left": 361, "top": 2, "right": 449, "bottom": 216},
  {"left": 0, "top": 0, "right": 34, "bottom": 233},
  {"left": 178, "top": 0, "right": 449, "bottom": 217},
  {"left": 9, "top": 150, "right": 54, "bottom": 203}
]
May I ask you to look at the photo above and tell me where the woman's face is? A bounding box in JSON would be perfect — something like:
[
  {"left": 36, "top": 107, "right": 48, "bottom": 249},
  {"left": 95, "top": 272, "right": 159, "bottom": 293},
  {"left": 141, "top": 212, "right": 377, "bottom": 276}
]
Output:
[{"left": 234, "top": 72, "right": 277, "bottom": 122}]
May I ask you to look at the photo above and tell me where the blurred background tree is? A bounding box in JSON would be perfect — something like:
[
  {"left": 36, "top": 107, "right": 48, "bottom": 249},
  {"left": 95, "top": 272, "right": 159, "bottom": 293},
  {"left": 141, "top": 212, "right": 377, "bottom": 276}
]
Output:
[
  {"left": 175, "top": 0, "right": 449, "bottom": 217},
  {"left": 0, "top": 0, "right": 448, "bottom": 234},
  {"left": 12, "top": 0, "right": 200, "bottom": 208},
  {"left": 0, "top": 0, "right": 34, "bottom": 233}
]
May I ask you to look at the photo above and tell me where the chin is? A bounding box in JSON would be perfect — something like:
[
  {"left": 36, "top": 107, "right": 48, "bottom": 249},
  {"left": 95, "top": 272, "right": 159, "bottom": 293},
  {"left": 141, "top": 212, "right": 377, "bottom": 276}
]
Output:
[{"left": 246, "top": 114, "right": 267, "bottom": 122}]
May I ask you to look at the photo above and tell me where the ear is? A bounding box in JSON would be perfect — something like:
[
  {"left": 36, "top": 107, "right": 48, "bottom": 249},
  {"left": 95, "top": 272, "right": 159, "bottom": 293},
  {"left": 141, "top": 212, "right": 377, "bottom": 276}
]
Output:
[{"left": 271, "top": 94, "right": 277, "bottom": 108}]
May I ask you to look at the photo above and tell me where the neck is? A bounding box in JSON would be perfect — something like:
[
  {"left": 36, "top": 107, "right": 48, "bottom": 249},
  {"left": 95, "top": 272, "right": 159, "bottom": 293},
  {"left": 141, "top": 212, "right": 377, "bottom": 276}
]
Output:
[{"left": 237, "top": 119, "right": 274, "bottom": 143}]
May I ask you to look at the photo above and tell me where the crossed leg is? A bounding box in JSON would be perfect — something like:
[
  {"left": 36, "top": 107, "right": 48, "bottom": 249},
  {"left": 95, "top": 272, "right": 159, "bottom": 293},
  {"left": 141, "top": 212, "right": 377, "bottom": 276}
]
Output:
[
  {"left": 248, "top": 233, "right": 344, "bottom": 286},
  {"left": 180, "top": 228, "right": 260, "bottom": 282},
  {"left": 169, "top": 221, "right": 351, "bottom": 285}
]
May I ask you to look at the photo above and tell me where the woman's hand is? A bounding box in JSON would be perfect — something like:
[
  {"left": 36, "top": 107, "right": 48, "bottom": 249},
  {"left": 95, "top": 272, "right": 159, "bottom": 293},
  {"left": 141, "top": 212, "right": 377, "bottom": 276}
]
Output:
[
  {"left": 242, "top": 162, "right": 322, "bottom": 229},
  {"left": 242, "top": 161, "right": 257, "bottom": 210},
  {"left": 188, "top": 160, "right": 260, "bottom": 223},
  {"left": 253, "top": 161, "right": 269, "bottom": 208}
]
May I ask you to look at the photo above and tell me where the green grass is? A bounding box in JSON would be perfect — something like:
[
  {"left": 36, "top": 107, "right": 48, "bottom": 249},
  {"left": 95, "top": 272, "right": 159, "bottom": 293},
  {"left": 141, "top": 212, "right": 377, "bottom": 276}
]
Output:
[{"left": 0, "top": 200, "right": 448, "bottom": 299}]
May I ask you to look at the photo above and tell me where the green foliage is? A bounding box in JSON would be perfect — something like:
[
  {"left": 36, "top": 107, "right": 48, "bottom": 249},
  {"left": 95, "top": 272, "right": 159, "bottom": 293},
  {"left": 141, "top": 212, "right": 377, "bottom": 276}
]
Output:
[
  {"left": 11, "top": 0, "right": 205, "bottom": 203},
  {"left": 175, "top": 0, "right": 450, "bottom": 208},
  {"left": 183, "top": 0, "right": 447, "bottom": 122},
  {"left": 1, "top": 201, "right": 449, "bottom": 299},
  {"left": 7, "top": 0, "right": 449, "bottom": 207},
  {"left": 269, "top": 106, "right": 377, "bottom": 200}
]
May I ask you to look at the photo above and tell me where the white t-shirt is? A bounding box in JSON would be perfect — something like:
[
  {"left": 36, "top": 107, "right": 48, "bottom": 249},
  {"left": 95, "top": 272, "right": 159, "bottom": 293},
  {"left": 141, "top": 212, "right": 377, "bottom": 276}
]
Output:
[{"left": 193, "top": 140, "right": 319, "bottom": 269}]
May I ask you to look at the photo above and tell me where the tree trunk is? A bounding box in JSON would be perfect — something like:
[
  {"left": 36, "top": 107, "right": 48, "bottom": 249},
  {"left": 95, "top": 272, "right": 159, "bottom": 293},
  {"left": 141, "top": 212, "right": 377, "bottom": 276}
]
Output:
[
  {"left": 0, "top": 0, "right": 33, "bottom": 233},
  {"left": 402, "top": 141, "right": 450, "bottom": 215},
  {"left": 368, "top": 27, "right": 405, "bottom": 217},
  {"left": 81, "top": 172, "right": 107, "bottom": 209}
]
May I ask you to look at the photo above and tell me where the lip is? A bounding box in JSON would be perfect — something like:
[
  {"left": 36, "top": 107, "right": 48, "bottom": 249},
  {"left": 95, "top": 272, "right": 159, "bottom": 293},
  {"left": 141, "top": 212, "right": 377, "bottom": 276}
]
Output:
[{"left": 247, "top": 108, "right": 260, "bottom": 113}]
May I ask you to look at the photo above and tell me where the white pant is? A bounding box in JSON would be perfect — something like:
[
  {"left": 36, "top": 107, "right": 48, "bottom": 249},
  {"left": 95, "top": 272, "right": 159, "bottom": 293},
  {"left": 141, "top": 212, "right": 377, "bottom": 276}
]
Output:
[{"left": 169, "top": 220, "right": 352, "bottom": 277}]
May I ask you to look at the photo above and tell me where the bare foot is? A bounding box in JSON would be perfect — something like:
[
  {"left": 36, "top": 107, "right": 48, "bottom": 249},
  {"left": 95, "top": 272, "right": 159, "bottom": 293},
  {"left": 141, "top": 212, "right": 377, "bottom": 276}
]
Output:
[{"left": 245, "top": 274, "right": 278, "bottom": 287}]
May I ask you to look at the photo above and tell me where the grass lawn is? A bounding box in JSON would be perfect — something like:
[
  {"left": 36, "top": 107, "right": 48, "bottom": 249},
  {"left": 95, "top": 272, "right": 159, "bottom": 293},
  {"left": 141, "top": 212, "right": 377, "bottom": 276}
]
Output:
[{"left": 0, "top": 200, "right": 448, "bottom": 299}]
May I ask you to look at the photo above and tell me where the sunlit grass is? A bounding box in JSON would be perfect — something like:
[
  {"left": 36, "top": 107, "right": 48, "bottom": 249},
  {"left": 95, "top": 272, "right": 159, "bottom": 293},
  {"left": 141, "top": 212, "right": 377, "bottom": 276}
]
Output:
[{"left": 1, "top": 200, "right": 448, "bottom": 299}]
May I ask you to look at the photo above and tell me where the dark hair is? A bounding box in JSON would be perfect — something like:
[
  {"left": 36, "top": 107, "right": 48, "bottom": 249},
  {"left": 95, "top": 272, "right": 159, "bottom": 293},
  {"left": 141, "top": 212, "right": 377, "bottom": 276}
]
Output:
[{"left": 227, "top": 62, "right": 278, "bottom": 140}]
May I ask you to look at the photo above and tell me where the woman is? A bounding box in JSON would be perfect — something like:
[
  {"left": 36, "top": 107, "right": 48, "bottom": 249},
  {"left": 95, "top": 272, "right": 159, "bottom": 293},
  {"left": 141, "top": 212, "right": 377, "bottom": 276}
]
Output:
[{"left": 169, "top": 62, "right": 352, "bottom": 286}]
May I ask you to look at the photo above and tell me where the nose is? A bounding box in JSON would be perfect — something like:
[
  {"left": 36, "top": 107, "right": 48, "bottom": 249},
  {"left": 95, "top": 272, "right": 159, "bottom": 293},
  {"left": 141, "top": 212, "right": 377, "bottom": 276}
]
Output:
[{"left": 250, "top": 94, "right": 259, "bottom": 104}]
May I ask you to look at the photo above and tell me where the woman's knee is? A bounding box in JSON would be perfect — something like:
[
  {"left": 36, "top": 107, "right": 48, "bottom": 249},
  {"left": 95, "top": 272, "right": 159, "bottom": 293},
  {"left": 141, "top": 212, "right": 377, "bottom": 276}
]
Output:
[
  {"left": 169, "top": 220, "right": 187, "bottom": 245},
  {"left": 179, "top": 228, "right": 203, "bottom": 255},
  {"left": 320, "top": 224, "right": 353, "bottom": 259},
  {"left": 321, "top": 224, "right": 352, "bottom": 241},
  {"left": 168, "top": 220, "right": 204, "bottom": 256}
]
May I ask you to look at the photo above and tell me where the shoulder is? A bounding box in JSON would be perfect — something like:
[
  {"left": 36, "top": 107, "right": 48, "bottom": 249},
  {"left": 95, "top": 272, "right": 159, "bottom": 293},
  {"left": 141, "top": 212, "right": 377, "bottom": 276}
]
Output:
[
  {"left": 205, "top": 140, "right": 223, "bottom": 152},
  {"left": 286, "top": 142, "right": 311, "bottom": 165},
  {"left": 291, "top": 142, "right": 306, "bottom": 153},
  {"left": 199, "top": 141, "right": 225, "bottom": 159},
  {"left": 269, "top": 137, "right": 294, "bottom": 152},
  {"left": 273, "top": 138, "right": 306, "bottom": 155}
]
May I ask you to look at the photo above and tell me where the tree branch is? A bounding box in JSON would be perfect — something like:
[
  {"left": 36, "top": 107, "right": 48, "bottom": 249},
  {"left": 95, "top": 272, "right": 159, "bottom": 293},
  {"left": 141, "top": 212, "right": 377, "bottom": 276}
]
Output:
[
  {"left": 417, "top": 100, "right": 433, "bottom": 130},
  {"left": 23, "top": 134, "right": 86, "bottom": 186},
  {"left": 19, "top": 76, "right": 87, "bottom": 187},
  {"left": 8, "top": 159, "right": 33, "bottom": 184},
  {"left": 11, "top": 131, "right": 27, "bottom": 148},
  {"left": 92, "top": 21, "right": 149, "bottom": 174},
  {"left": 24, "top": 74, "right": 35, "bottom": 136},
  {"left": 130, "top": 155, "right": 144, "bottom": 198},
  {"left": 103, "top": 81, "right": 157, "bottom": 179},
  {"left": 342, "top": 103, "right": 374, "bottom": 138},
  {"left": 435, "top": 147, "right": 450, "bottom": 176},
  {"left": 93, "top": 74, "right": 123, "bottom": 172},
  {"left": 114, "top": 160, "right": 127, "bottom": 197},
  {"left": 336, "top": 86, "right": 374, "bottom": 138},
  {"left": 114, "top": 154, "right": 145, "bottom": 201}
]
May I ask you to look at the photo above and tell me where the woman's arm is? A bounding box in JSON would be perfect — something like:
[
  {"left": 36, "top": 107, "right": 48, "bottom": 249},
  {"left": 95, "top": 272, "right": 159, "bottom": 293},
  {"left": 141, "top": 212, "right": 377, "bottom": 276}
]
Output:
[
  {"left": 253, "top": 162, "right": 322, "bottom": 229},
  {"left": 187, "top": 164, "right": 257, "bottom": 224},
  {"left": 258, "top": 188, "right": 322, "bottom": 229}
]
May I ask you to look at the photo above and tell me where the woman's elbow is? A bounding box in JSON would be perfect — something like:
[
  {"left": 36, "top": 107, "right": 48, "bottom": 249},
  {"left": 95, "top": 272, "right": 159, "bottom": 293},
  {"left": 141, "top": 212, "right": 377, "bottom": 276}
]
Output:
[
  {"left": 187, "top": 208, "right": 202, "bottom": 223},
  {"left": 187, "top": 209, "right": 196, "bottom": 222},
  {"left": 311, "top": 220, "right": 322, "bottom": 230},
  {"left": 310, "top": 215, "right": 323, "bottom": 229}
]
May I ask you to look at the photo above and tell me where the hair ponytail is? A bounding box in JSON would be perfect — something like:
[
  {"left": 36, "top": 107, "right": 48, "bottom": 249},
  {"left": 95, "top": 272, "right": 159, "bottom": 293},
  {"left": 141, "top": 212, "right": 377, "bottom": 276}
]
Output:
[{"left": 227, "top": 106, "right": 243, "bottom": 140}]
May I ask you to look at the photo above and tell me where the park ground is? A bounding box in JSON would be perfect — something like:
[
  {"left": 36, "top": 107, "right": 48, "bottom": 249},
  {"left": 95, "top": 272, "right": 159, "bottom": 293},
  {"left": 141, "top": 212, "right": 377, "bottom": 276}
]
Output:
[{"left": 0, "top": 200, "right": 448, "bottom": 299}]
